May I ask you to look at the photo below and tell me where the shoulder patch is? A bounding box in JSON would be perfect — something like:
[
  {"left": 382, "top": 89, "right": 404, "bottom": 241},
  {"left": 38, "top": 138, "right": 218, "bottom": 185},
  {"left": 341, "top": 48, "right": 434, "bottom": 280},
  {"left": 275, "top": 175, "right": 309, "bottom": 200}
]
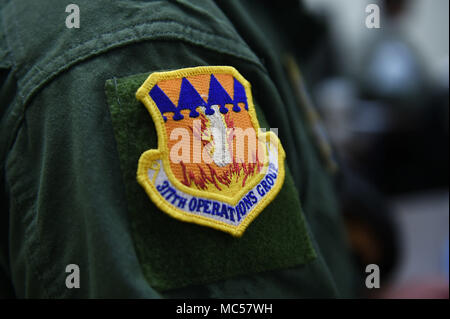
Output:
[{"left": 136, "top": 66, "right": 285, "bottom": 237}]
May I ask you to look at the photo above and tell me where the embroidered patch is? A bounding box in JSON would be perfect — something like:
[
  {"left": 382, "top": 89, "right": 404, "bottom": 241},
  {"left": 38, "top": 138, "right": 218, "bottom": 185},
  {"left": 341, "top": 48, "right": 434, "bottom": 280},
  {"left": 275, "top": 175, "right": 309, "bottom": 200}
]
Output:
[{"left": 136, "top": 66, "right": 286, "bottom": 237}]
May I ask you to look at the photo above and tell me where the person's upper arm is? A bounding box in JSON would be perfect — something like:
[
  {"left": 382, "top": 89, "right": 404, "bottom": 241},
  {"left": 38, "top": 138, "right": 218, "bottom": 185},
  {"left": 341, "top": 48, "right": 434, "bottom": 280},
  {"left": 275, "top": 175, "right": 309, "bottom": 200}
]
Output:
[{"left": 0, "top": 0, "right": 348, "bottom": 298}]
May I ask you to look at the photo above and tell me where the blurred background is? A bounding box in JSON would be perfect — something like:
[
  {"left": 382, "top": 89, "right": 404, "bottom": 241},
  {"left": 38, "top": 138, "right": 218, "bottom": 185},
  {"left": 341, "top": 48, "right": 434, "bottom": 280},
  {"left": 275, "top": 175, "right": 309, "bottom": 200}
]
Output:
[{"left": 298, "top": 0, "right": 449, "bottom": 298}]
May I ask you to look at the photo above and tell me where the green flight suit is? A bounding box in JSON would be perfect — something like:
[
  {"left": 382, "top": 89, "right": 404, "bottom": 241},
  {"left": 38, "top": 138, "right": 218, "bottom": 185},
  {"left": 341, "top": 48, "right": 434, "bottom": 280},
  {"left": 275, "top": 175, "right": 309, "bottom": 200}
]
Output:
[{"left": 0, "top": 0, "right": 357, "bottom": 298}]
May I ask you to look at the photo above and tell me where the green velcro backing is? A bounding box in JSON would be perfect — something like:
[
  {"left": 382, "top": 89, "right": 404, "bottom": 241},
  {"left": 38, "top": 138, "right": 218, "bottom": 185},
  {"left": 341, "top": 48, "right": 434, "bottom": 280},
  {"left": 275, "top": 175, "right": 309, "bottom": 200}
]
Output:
[{"left": 104, "top": 72, "right": 316, "bottom": 292}]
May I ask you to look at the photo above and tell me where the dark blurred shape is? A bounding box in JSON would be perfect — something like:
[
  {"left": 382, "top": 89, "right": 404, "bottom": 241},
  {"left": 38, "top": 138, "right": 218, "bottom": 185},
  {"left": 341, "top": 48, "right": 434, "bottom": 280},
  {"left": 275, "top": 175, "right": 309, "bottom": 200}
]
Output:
[
  {"left": 355, "top": 0, "right": 449, "bottom": 194},
  {"left": 339, "top": 167, "right": 399, "bottom": 288},
  {"left": 304, "top": 0, "right": 448, "bottom": 297},
  {"left": 384, "top": 0, "right": 408, "bottom": 18}
]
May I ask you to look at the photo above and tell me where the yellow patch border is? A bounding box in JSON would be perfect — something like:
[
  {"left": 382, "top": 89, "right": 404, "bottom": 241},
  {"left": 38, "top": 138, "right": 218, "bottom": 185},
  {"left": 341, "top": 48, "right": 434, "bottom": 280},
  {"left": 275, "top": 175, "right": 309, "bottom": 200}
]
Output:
[{"left": 136, "top": 66, "right": 286, "bottom": 237}]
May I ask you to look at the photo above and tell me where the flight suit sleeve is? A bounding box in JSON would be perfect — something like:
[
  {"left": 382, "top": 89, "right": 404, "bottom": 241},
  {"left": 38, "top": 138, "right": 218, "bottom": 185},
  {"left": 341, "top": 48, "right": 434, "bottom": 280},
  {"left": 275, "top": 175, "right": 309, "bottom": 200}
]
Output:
[{"left": 0, "top": 0, "right": 353, "bottom": 298}]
